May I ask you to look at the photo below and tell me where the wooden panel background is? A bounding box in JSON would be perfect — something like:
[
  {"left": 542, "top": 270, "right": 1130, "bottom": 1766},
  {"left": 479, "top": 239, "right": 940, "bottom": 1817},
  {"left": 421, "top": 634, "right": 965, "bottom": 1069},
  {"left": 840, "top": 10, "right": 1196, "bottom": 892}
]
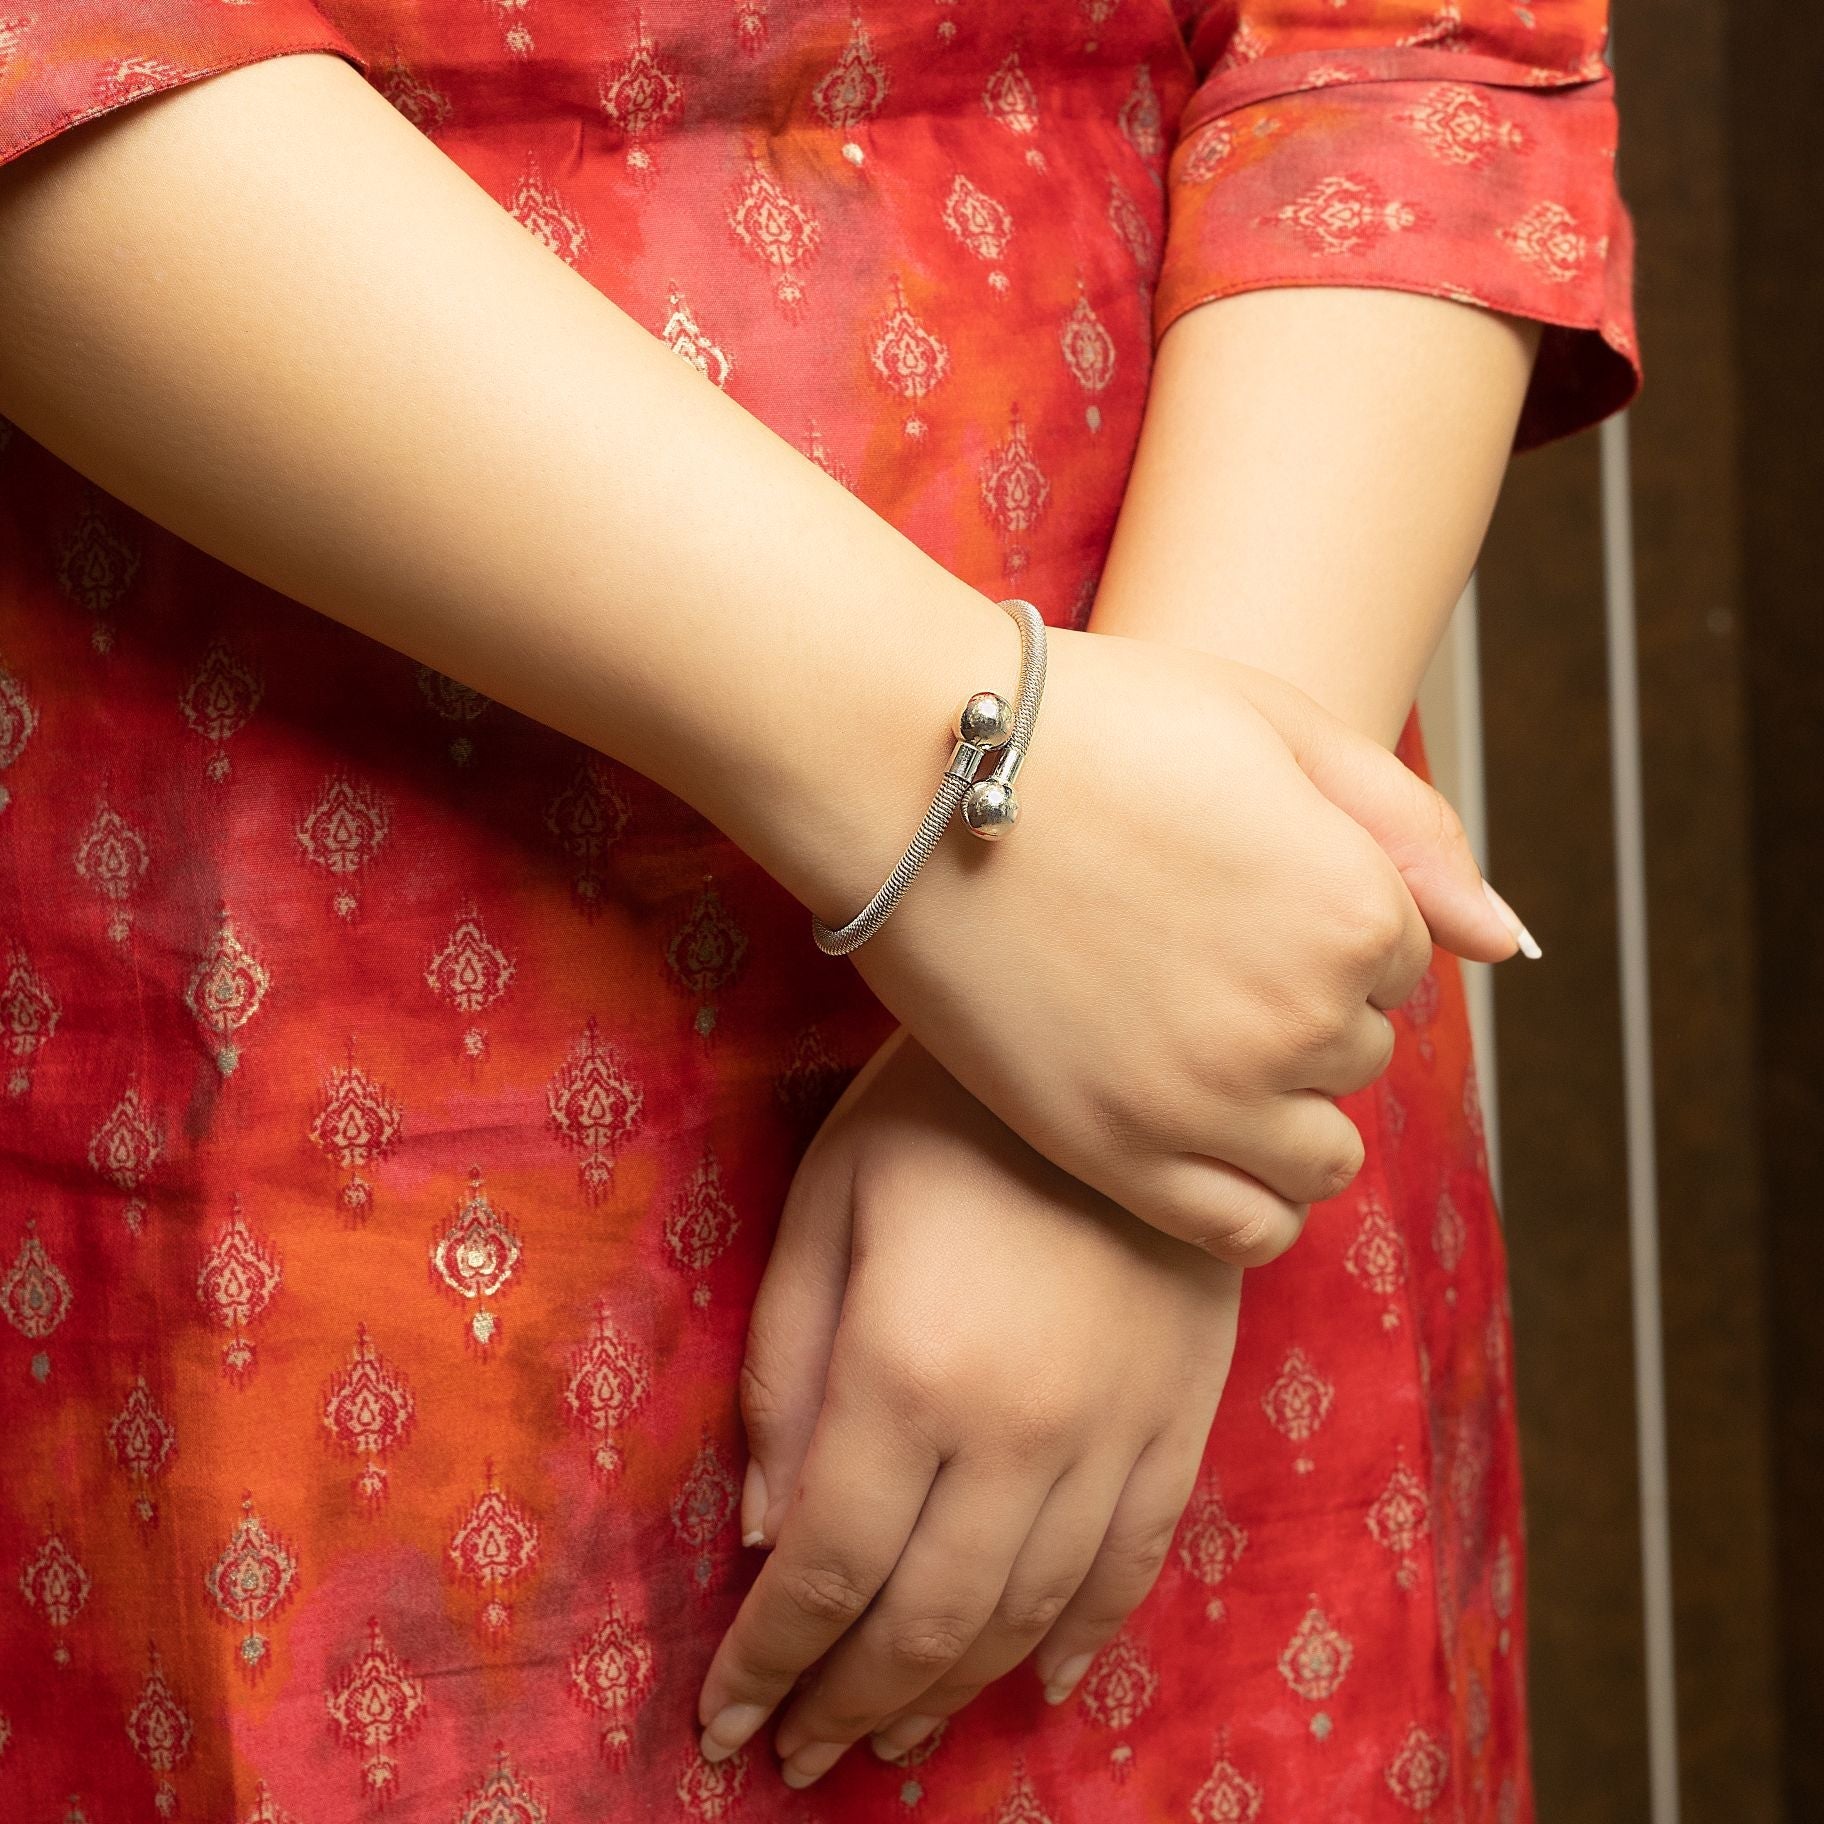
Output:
[{"left": 1472, "top": 2, "right": 1808, "bottom": 1815}]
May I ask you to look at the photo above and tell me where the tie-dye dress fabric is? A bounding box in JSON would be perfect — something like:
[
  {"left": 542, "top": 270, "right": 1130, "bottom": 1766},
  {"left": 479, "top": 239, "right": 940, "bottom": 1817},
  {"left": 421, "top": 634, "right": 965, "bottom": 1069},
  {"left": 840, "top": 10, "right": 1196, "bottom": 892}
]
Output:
[{"left": 0, "top": 2, "right": 1637, "bottom": 1818}]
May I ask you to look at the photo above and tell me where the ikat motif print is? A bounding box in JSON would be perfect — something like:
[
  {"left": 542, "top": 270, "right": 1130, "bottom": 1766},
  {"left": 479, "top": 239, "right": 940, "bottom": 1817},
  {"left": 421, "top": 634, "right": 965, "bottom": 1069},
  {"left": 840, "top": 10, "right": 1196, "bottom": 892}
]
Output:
[{"left": 0, "top": 0, "right": 1633, "bottom": 1817}]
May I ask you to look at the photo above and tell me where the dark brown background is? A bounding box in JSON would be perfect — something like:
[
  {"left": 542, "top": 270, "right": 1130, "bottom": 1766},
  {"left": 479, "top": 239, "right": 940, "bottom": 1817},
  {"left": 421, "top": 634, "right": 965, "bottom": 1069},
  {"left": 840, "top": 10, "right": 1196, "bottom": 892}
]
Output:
[{"left": 1474, "top": 5, "right": 1822, "bottom": 1816}]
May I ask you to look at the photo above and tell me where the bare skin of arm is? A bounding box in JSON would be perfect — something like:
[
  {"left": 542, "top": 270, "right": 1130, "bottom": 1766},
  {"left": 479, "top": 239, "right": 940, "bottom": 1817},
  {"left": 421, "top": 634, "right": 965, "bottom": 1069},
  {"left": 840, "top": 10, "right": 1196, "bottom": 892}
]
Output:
[
  {"left": 0, "top": 49, "right": 1521, "bottom": 1263},
  {"left": 1094, "top": 285, "right": 1542, "bottom": 752}
]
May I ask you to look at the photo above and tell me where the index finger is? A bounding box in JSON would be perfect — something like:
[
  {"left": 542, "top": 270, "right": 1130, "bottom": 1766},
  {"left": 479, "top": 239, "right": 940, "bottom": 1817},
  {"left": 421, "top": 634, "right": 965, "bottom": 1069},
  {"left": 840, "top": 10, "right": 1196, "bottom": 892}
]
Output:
[{"left": 697, "top": 1390, "right": 937, "bottom": 1767}]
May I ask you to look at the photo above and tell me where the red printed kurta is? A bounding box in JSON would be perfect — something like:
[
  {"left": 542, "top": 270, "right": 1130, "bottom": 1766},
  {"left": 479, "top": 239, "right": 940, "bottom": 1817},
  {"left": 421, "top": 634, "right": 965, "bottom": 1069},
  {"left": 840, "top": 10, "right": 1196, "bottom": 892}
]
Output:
[{"left": 0, "top": 3, "right": 1637, "bottom": 1820}]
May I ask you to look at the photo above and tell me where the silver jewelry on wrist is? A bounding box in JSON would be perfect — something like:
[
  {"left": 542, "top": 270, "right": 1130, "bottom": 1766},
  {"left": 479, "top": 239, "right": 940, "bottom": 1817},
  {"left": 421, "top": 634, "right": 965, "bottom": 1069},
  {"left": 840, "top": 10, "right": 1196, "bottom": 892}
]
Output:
[{"left": 811, "top": 596, "right": 1047, "bottom": 957}]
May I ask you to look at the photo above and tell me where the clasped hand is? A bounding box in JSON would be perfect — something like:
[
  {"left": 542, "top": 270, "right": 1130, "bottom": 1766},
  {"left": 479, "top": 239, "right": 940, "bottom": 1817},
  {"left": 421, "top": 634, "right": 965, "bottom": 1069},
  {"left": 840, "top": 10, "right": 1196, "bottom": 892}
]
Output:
[{"left": 697, "top": 635, "right": 1520, "bottom": 1786}]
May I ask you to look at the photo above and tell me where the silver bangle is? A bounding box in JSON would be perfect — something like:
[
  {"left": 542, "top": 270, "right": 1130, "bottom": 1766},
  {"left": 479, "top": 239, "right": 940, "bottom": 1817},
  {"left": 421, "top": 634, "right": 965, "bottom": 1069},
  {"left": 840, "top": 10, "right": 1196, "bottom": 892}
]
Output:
[{"left": 811, "top": 597, "right": 1048, "bottom": 957}]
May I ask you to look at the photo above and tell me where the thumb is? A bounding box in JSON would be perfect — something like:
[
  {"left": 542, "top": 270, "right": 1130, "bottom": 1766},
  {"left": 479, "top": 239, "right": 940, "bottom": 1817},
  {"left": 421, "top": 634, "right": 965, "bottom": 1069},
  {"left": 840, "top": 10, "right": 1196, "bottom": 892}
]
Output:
[
  {"left": 1234, "top": 667, "right": 1539, "bottom": 965},
  {"left": 738, "top": 1127, "right": 856, "bottom": 1547}
]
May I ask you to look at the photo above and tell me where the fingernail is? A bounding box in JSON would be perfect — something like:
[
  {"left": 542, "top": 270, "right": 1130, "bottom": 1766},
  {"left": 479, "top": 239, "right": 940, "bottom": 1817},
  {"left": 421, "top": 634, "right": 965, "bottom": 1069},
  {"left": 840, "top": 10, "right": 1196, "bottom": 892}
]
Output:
[
  {"left": 870, "top": 1713, "right": 941, "bottom": 1758},
  {"left": 740, "top": 1458, "right": 768, "bottom": 1548},
  {"left": 1483, "top": 882, "right": 1543, "bottom": 960},
  {"left": 700, "top": 1702, "right": 770, "bottom": 1764},
  {"left": 781, "top": 1740, "right": 845, "bottom": 1789},
  {"left": 1043, "top": 1654, "right": 1092, "bottom": 1705}
]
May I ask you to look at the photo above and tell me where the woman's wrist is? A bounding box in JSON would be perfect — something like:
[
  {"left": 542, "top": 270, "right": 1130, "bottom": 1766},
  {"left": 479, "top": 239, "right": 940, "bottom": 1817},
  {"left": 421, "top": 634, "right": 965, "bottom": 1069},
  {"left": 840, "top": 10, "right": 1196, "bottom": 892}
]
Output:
[{"left": 677, "top": 568, "right": 1023, "bottom": 931}]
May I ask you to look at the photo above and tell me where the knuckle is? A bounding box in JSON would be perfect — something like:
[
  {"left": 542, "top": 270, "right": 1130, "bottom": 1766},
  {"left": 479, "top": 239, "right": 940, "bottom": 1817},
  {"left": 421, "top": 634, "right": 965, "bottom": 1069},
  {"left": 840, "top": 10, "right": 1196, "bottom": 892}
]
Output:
[
  {"left": 1342, "top": 898, "right": 1408, "bottom": 977},
  {"left": 1198, "top": 1197, "right": 1300, "bottom": 1266},
  {"left": 1110, "top": 1516, "right": 1180, "bottom": 1590},
  {"left": 738, "top": 1354, "right": 788, "bottom": 1442},
  {"left": 1315, "top": 1128, "right": 1367, "bottom": 1203},
  {"left": 996, "top": 1580, "right": 1077, "bottom": 1638},
  {"left": 880, "top": 1612, "right": 979, "bottom": 1676},
  {"left": 781, "top": 1557, "right": 878, "bottom": 1629},
  {"left": 1000, "top": 1394, "right": 1077, "bottom": 1462},
  {"left": 872, "top": 1347, "right": 969, "bottom": 1433}
]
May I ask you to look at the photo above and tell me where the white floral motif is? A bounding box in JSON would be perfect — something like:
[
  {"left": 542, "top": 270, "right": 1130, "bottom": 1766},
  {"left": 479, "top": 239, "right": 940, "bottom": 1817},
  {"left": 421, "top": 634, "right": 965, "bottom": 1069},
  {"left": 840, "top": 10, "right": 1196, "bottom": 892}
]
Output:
[
  {"left": 1107, "top": 176, "right": 1156, "bottom": 267},
  {"left": 565, "top": 1305, "right": 653, "bottom": 1473},
  {"left": 296, "top": 775, "right": 391, "bottom": 897},
  {"left": 677, "top": 1747, "right": 749, "bottom": 1818},
  {"left": 22, "top": 1530, "right": 94, "bottom": 1668},
  {"left": 197, "top": 1205, "right": 282, "bottom": 1381},
  {"left": 125, "top": 1644, "right": 194, "bottom": 1818},
  {"left": 988, "top": 1766, "right": 1055, "bottom": 1823},
  {"left": 180, "top": 644, "right": 263, "bottom": 780},
  {"left": 0, "top": 660, "right": 39, "bottom": 784},
  {"left": 1367, "top": 1463, "right": 1431, "bottom": 1560},
  {"left": 185, "top": 912, "right": 270, "bottom": 1074},
  {"left": 1177, "top": 1480, "right": 1248, "bottom": 1616},
  {"left": 431, "top": 1173, "right": 523, "bottom": 1345},
  {"left": 979, "top": 410, "right": 1050, "bottom": 559},
  {"left": 448, "top": 1474, "right": 542, "bottom": 1638},
  {"left": 378, "top": 58, "right": 452, "bottom": 133},
  {"left": 671, "top": 1436, "right": 739, "bottom": 1584},
  {"left": 2, "top": 947, "right": 58, "bottom": 1095},
  {"left": 1216, "top": 20, "right": 1269, "bottom": 72},
  {"left": 1385, "top": 1724, "right": 1450, "bottom": 1811},
  {"left": 74, "top": 801, "right": 149, "bottom": 941},
  {"left": 545, "top": 757, "right": 631, "bottom": 901},
  {"left": 570, "top": 1591, "right": 655, "bottom": 1760},
  {"left": 1077, "top": 1632, "right": 1158, "bottom": 1730},
  {"left": 982, "top": 51, "right": 1038, "bottom": 134},
  {"left": 1118, "top": 65, "right": 1163, "bottom": 157},
  {"left": 2, "top": 1222, "right": 72, "bottom": 1341},
  {"left": 92, "top": 57, "right": 185, "bottom": 109},
  {"left": 941, "top": 173, "right": 1014, "bottom": 264},
  {"left": 509, "top": 159, "right": 588, "bottom": 264},
  {"left": 1433, "top": 1190, "right": 1466, "bottom": 1272},
  {"left": 662, "top": 289, "right": 734, "bottom": 388},
  {"left": 107, "top": 1377, "right": 177, "bottom": 1523},
  {"left": 1277, "top": 1602, "right": 1354, "bottom": 1700},
  {"left": 1191, "top": 1754, "right": 1264, "bottom": 1822},
  {"left": 732, "top": 0, "right": 768, "bottom": 55},
  {"left": 1262, "top": 1346, "right": 1335, "bottom": 1443},
  {"left": 1400, "top": 83, "right": 1528, "bottom": 166},
  {"left": 1265, "top": 174, "right": 1421, "bottom": 257},
  {"left": 453, "top": 1751, "right": 549, "bottom": 1824},
  {"left": 599, "top": 26, "right": 684, "bottom": 172},
  {"left": 324, "top": 1620, "right": 428, "bottom": 1798},
  {"left": 547, "top": 1018, "right": 643, "bottom": 1192},
  {"left": 870, "top": 286, "right": 950, "bottom": 402},
  {"left": 1501, "top": 200, "right": 1606, "bottom": 283},
  {"left": 310, "top": 1059, "right": 404, "bottom": 1212},
  {"left": 204, "top": 1499, "right": 299, "bottom": 1673},
  {"left": 322, "top": 1326, "right": 416, "bottom": 1505},
  {"left": 728, "top": 160, "right": 823, "bottom": 305},
  {"left": 1060, "top": 289, "right": 1116, "bottom": 396},
  {"left": 1345, "top": 1196, "right": 1407, "bottom": 1309},
  {"left": 1400, "top": 2, "right": 1467, "bottom": 50},
  {"left": 812, "top": 15, "right": 889, "bottom": 127},
  {"left": 88, "top": 1085, "right": 163, "bottom": 1230},
  {"left": 425, "top": 911, "right": 515, "bottom": 1017},
  {"left": 665, "top": 1148, "right": 741, "bottom": 1286}
]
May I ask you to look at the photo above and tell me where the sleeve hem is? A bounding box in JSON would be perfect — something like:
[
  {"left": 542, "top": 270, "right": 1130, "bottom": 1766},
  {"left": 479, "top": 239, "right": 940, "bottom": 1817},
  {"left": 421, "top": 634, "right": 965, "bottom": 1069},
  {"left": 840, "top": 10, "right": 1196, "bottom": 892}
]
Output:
[
  {"left": 2, "top": 37, "right": 372, "bottom": 175},
  {"left": 1155, "top": 272, "right": 1640, "bottom": 451}
]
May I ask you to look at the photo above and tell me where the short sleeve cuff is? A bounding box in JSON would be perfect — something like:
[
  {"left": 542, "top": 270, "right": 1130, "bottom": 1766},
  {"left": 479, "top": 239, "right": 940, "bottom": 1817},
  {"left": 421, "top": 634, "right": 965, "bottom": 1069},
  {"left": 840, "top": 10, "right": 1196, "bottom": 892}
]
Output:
[
  {"left": 0, "top": 3, "right": 370, "bottom": 175},
  {"left": 1157, "top": 49, "right": 1640, "bottom": 450}
]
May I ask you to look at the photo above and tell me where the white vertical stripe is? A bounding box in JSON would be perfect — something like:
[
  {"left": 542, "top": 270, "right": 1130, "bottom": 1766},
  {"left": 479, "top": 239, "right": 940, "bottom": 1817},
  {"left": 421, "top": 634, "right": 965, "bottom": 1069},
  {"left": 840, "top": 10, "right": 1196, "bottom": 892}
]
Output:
[
  {"left": 1600, "top": 407, "right": 1681, "bottom": 1823},
  {"left": 1416, "top": 582, "right": 1502, "bottom": 1197},
  {"left": 1450, "top": 578, "right": 1500, "bottom": 1202}
]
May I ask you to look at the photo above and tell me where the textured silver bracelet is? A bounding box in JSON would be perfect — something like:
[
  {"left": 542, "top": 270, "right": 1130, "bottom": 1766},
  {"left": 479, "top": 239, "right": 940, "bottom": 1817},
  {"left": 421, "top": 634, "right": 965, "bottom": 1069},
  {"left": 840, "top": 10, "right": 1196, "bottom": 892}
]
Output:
[{"left": 811, "top": 596, "right": 1047, "bottom": 957}]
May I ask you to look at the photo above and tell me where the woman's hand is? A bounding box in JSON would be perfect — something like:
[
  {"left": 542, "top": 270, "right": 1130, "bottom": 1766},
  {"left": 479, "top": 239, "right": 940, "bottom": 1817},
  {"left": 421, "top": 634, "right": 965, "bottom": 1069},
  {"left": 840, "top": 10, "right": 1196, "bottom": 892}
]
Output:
[
  {"left": 849, "top": 624, "right": 1521, "bottom": 1268},
  {"left": 694, "top": 1028, "right": 1241, "bottom": 1789}
]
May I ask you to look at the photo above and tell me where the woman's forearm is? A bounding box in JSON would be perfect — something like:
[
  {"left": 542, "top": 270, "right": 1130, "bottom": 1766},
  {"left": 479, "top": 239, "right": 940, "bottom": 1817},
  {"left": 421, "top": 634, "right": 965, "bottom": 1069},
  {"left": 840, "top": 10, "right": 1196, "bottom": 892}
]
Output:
[
  {"left": 0, "top": 50, "right": 1008, "bottom": 924},
  {"left": 1091, "top": 287, "right": 1541, "bottom": 746}
]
